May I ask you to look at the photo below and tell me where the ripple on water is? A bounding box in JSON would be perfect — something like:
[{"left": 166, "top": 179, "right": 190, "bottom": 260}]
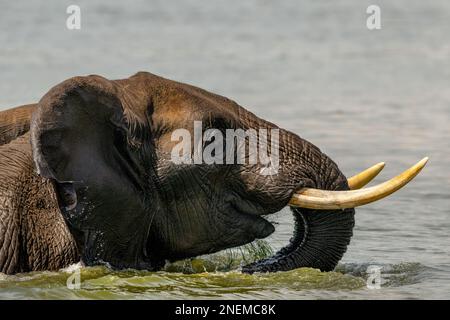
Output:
[{"left": 0, "top": 248, "right": 431, "bottom": 299}]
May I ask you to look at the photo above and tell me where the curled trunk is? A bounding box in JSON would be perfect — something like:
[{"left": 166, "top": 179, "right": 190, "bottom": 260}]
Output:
[{"left": 242, "top": 130, "right": 355, "bottom": 273}]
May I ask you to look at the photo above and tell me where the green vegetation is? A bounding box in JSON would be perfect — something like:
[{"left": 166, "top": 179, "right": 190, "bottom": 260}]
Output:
[{"left": 164, "top": 240, "right": 274, "bottom": 273}]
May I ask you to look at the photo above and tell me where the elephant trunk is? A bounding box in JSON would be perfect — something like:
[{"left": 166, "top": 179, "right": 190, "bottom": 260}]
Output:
[{"left": 242, "top": 129, "right": 355, "bottom": 273}]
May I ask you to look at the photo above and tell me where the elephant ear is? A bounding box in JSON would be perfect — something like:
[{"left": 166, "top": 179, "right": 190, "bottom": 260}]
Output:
[
  {"left": 30, "top": 75, "right": 155, "bottom": 268},
  {"left": 31, "top": 75, "right": 126, "bottom": 181}
]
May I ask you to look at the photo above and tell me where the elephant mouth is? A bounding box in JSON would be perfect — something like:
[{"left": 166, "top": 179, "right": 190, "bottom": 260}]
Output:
[
  {"left": 241, "top": 158, "right": 428, "bottom": 273},
  {"left": 241, "top": 208, "right": 308, "bottom": 273}
]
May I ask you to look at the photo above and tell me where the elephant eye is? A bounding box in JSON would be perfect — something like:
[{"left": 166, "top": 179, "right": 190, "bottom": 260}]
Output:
[
  {"left": 113, "top": 127, "right": 128, "bottom": 146},
  {"left": 113, "top": 127, "right": 134, "bottom": 159}
]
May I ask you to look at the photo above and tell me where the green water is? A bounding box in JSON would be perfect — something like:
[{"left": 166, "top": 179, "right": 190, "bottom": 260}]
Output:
[{"left": 0, "top": 241, "right": 429, "bottom": 299}]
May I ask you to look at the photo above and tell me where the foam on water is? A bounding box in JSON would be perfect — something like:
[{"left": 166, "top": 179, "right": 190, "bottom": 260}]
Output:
[{"left": 0, "top": 244, "right": 433, "bottom": 299}]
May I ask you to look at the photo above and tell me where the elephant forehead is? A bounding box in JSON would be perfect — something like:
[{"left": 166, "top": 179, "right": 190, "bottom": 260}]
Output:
[{"left": 114, "top": 72, "right": 243, "bottom": 131}]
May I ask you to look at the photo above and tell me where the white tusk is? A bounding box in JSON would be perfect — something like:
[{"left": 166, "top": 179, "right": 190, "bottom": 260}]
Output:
[
  {"left": 289, "top": 157, "right": 428, "bottom": 210},
  {"left": 347, "top": 162, "right": 385, "bottom": 189}
]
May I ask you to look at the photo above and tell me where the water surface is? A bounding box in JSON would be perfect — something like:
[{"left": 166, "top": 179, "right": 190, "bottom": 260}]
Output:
[{"left": 0, "top": 0, "right": 449, "bottom": 299}]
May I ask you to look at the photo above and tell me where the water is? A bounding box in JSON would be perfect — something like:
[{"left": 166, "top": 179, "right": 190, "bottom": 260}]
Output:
[{"left": 0, "top": 0, "right": 449, "bottom": 299}]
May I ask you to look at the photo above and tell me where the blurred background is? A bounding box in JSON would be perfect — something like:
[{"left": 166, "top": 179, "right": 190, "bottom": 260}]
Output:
[{"left": 0, "top": 0, "right": 449, "bottom": 299}]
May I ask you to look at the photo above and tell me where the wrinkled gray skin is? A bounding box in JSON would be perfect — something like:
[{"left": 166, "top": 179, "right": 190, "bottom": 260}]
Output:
[{"left": 0, "top": 72, "right": 354, "bottom": 275}]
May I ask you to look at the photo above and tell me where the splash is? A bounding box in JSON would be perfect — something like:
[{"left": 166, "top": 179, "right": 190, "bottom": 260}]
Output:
[{"left": 0, "top": 241, "right": 430, "bottom": 299}]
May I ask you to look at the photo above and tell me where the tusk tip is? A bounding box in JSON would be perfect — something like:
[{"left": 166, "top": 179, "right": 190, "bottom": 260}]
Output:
[
  {"left": 417, "top": 157, "right": 429, "bottom": 168},
  {"left": 347, "top": 161, "right": 387, "bottom": 190},
  {"left": 374, "top": 162, "right": 386, "bottom": 170}
]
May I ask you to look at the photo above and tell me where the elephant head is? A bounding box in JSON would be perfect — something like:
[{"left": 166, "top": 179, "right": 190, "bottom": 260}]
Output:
[{"left": 30, "top": 72, "right": 427, "bottom": 272}]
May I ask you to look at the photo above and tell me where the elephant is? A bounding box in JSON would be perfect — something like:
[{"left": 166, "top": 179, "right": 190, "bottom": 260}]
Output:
[{"left": 0, "top": 72, "right": 426, "bottom": 275}]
